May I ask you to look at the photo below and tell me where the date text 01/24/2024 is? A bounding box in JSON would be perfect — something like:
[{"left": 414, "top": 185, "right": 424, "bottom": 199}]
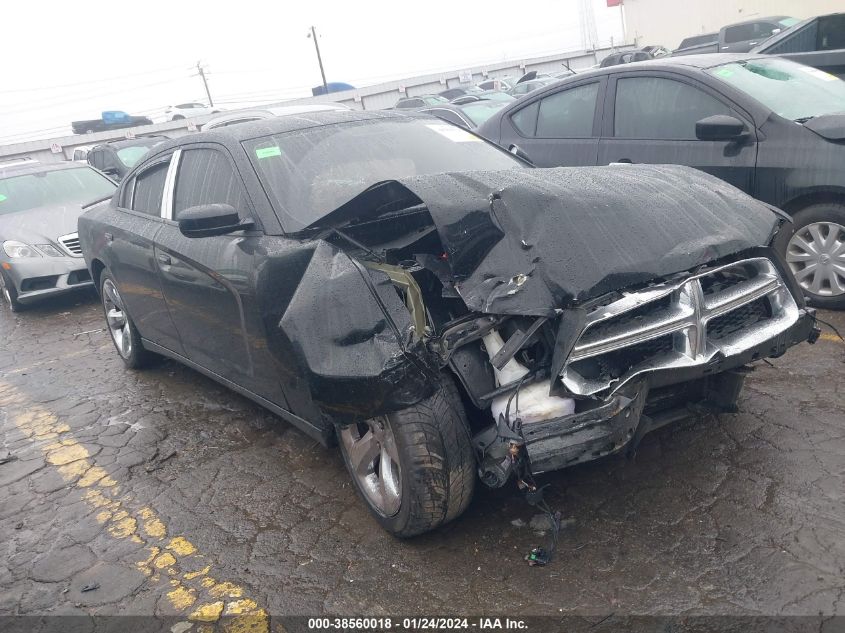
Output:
[{"left": 307, "top": 618, "right": 529, "bottom": 630}]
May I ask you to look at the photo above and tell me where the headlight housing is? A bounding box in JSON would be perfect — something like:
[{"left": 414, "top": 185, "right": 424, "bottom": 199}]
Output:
[
  {"left": 3, "top": 241, "right": 41, "bottom": 258},
  {"left": 35, "top": 244, "right": 65, "bottom": 257}
]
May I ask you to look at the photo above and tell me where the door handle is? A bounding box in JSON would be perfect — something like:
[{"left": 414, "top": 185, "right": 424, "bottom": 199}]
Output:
[{"left": 157, "top": 253, "right": 172, "bottom": 265}]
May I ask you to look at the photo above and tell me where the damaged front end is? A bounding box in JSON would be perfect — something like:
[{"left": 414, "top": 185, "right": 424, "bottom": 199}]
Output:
[{"left": 290, "top": 165, "right": 817, "bottom": 485}]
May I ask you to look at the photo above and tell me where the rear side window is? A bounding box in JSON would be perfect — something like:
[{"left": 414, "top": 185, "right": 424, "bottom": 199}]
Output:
[
  {"left": 512, "top": 101, "right": 539, "bottom": 136},
  {"left": 131, "top": 161, "right": 169, "bottom": 216},
  {"left": 614, "top": 77, "right": 731, "bottom": 139},
  {"left": 173, "top": 149, "right": 245, "bottom": 219},
  {"left": 535, "top": 82, "right": 599, "bottom": 138},
  {"left": 723, "top": 24, "right": 755, "bottom": 44},
  {"left": 818, "top": 14, "right": 845, "bottom": 51}
]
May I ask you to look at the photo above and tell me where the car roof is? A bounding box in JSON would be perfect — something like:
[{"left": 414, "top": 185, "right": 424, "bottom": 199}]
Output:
[
  {"left": 156, "top": 110, "right": 408, "bottom": 153},
  {"left": 92, "top": 136, "right": 166, "bottom": 151},
  {"left": 0, "top": 161, "right": 93, "bottom": 179},
  {"left": 727, "top": 15, "right": 792, "bottom": 27},
  {"left": 563, "top": 52, "right": 769, "bottom": 81}
]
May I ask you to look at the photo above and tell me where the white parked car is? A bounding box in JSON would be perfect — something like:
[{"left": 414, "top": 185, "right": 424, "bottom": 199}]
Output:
[
  {"left": 200, "top": 103, "right": 350, "bottom": 130},
  {"left": 164, "top": 102, "right": 219, "bottom": 121}
]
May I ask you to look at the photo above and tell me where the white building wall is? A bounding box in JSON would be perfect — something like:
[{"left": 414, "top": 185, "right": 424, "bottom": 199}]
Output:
[{"left": 623, "top": 0, "right": 844, "bottom": 50}]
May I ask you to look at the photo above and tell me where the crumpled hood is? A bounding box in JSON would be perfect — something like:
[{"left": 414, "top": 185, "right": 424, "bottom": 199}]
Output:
[
  {"left": 396, "top": 165, "right": 781, "bottom": 316},
  {"left": 803, "top": 113, "right": 845, "bottom": 142},
  {"left": 0, "top": 203, "right": 84, "bottom": 245}
]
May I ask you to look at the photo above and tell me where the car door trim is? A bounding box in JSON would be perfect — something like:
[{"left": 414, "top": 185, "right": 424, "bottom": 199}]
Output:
[{"left": 161, "top": 149, "right": 182, "bottom": 221}]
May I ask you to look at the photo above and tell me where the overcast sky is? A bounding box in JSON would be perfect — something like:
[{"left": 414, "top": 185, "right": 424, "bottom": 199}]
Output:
[{"left": 1, "top": 0, "right": 624, "bottom": 144}]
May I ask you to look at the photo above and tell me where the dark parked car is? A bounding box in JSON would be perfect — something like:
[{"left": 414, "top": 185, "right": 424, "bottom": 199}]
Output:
[
  {"left": 87, "top": 136, "right": 168, "bottom": 181},
  {"left": 673, "top": 16, "right": 800, "bottom": 55},
  {"left": 509, "top": 77, "right": 559, "bottom": 97},
  {"left": 393, "top": 95, "right": 447, "bottom": 110},
  {"left": 751, "top": 12, "right": 845, "bottom": 78},
  {"left": 420, "top": 100, "right": 512, "bottom": 129},
  {"left": 438, "top": 87, "right": 482, "bottom": 101},
  {"left": 476, "top": 54, "right": 845, "bottom": 308},
  {"left": 675, "top": 33, "right": 718, "bottom": 53},
  {"left": 0, "top": 162, "right": 116, "bottom": 311},
  {"left": 600, "top": 50, "right": 652, "bottom": 67},
  {"left": 78, "top": 111, "right": 816, "bottom": 536}
]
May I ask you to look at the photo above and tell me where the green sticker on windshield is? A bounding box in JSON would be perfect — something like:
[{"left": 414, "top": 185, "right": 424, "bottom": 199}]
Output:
[
  {"left": 255, "top": 146, "right": 282, "bottom": 159},
  {"left": 0, "top": 194, "right": 7, "bottom": 202},
  {"left": 716, "top": 68, "right": 734, "bottom": 78}
]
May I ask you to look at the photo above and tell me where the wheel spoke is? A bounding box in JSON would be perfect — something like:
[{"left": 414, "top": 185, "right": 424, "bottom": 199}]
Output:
[
  {"left": 348, "top": 430, "right": 380, "bottom": 477},
  {"left": 790, "top": 234, "right": 818, "bottom": 256},
  {"left": 104, "top": 282, "right": 121, "bottom": 308},
  {"left": 786, "top": 250, "right": 814, "bottom": 263},
  {"left": 106, "top": 308, "right": 126, "bottom": 329},
  {"left": 379, "top": 447, "right": 401, "bottom": 515},
  {"left": 808, "top": 224, "right": 830, "bottom": 251},
  {"left": 793, "top": 263, "right": 818, "bottom": 281}
]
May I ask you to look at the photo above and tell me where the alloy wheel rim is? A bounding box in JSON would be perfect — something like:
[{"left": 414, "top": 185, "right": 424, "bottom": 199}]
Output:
[
  {"left": 340, "top": 417, "right": 402, "bottom": 517},
  {"left": 1, "top": 276, "right": 11, "bottom": 307},
  {"left": 102, "top": 279, "right": 133, "bottom": 358},
  {"left": 786, "top": 221, "right": 845, "bottom": 297}
]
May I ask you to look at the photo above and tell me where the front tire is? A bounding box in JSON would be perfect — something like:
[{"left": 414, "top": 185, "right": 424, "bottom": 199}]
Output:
[
  {"left": 339, "top": 376, "right": 476, "bottom": 537},
  {"left": 100, "top": 272, "right": 154, "bottom": 368},
  {"left": 0, "top": 271, "right": 24, "bottom": 313},
  {"left": 776, "top": 204, "right": 845, "bottom": 310}
]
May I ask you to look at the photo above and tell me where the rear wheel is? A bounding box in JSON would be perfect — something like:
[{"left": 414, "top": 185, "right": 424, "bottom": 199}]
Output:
[
  {"left": 778, "top": 204, "right": 845, "bottom": 309},
  {"left": 0, "top": 271, "right": 24, "bottom": 313},
  {"left": 100, "top": 272, "right": 154, "bottom": 368},
  {"left": 339, "top": 376, "right": 476, "bottom": 537}
]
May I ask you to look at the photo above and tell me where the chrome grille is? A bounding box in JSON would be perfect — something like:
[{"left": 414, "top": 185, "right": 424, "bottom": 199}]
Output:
[
  {"left": 561, "top": 258, "right": 800, "bottom": 397},
  {"left": 58, "top": 232, "right": 82, "bottom": 257}
]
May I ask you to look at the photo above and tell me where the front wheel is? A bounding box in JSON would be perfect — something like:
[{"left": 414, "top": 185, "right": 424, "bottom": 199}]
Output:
[
  {"left": 339, "top": 376, "right": 476, "bottom": 537},
  {"left": 0, "top": 271, "right": 24, "bottom": 312},
  {"left": 100, "top": 272, "right": 155, "bottom": 368},
  {"left": 777, "top": 204, "right": 845, "bottom": 310}
]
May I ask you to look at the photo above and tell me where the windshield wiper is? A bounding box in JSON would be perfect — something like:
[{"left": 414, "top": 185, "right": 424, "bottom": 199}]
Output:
[{"left": 794, "top": 116, "right": 816, "bottom": 124}]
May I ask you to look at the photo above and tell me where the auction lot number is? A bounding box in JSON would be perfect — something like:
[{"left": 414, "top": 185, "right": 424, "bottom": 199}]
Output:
[{"left": 308, "top": 617, "right": 527, "bottom": 630}]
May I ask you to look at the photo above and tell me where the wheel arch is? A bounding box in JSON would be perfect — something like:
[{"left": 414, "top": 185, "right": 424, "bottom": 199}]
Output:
[
  {"left": 90, "top": 258, "right": 106, "bottom": 294},
  {"left": 780, "top": 189, "right": 845, "bottom": 215}
]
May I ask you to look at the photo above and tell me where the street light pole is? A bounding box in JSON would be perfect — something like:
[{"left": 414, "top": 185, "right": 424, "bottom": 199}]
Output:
[
  {"left": 196, "top": 61, "right": 214, "bottom": 107},
  {"left": 309, "top": 26, "right": 329, "bottom": 94}
]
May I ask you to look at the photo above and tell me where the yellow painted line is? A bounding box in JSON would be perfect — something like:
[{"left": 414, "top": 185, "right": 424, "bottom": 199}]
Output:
[
  {"left": 819, "top": 332, "right": 844, "bottom": 344},
  {"left": 0, "top": 380, "right": 270, "bottom": 631}
]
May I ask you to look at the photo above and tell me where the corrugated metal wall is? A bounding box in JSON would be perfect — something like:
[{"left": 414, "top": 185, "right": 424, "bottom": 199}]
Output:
[{"left": 623, "top": 0, "right": 843, "bottom": 50}]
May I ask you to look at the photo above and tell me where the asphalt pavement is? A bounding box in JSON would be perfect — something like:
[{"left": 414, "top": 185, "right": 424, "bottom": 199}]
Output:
[{"left": 1, "top": 290, "right": 844, "bottom": 630}]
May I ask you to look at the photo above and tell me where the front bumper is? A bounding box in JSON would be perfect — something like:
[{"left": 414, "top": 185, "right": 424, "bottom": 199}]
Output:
[
  {"left": 3, "top": 257, "right": 93, "bottom": 304},
  {"left": 523, "top": 308, "right": 817, "bottom": 474}
]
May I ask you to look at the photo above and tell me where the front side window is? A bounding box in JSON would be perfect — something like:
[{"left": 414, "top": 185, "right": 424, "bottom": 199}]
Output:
[
  {"left": 535, "top": 82, "right": 599, "bottom": 138},
  {"left": 709, "top": 57, "right": 845, "bottom": 121},
  {"left": 614, "top": 76, "right": 731, "bottom": 139},
  {"left": 764, "top": 21, "right": 817, "bottom": 54},
  {"left": 173, "top": 149, "right": 245, "bottom": 219},
  {"left": 723, "top": 24, "right": 755, "bottom": 44},
  {"left": 131, "top": 161, "right": 170, "bottom": 216},
  {"left": 0, "top": 167, "right": 116, "bottom": 215}
]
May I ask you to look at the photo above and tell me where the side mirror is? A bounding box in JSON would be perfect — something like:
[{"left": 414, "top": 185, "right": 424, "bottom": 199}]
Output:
[
  {"left": 509, "top": 144, "right": 534, "bottom": 166},
  {"left": 178, "top": 204, "right": 254, "bottom": 238},
  {"left": 695, "top": 115, "right": 748, "bottom": 141}
]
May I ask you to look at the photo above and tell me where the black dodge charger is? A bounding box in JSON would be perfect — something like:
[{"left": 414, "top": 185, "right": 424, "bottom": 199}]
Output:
[
  {"left": 476, "top": 54, "right": 845, "bottom": 309},
  {"left": 78, "top": 111, "right": 817, "bottom": 536}
]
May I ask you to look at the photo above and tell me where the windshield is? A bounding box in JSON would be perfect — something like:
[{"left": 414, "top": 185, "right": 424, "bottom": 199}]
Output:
[
  {"left": 116, "top": 144, "right": 158, "bottom": 168},
  {"left": 244, "top": 117, "right": 523, "bottom": 231},
  {"left": 0, "top": 166, "right": 116, "bottom": 215},
  {"left": 708, "top": 58, "right": 845, "bottom": 121}
]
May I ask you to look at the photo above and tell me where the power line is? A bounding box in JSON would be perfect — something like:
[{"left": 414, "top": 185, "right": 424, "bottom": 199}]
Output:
[{"left": 2, "top": 65, "right": 187, "bottom": 94}]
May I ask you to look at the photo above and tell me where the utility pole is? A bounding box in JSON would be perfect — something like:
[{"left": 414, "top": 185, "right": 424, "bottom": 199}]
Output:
[
  {"left": 196, "top": 61, "right": 214, "bottom": 107},
  {"left": 308, "top": 26, "right": 329, "bottom": 94}
]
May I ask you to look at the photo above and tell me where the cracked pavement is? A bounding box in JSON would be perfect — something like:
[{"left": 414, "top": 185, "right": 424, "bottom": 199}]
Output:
[{"left": 1, "top": 290, "right": 844, "bottom": 625}]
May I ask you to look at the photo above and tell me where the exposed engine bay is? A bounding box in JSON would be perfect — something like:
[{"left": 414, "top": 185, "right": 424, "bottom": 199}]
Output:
[{"left": 291, "top": 165, "right": 818, "bottom": 486}]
